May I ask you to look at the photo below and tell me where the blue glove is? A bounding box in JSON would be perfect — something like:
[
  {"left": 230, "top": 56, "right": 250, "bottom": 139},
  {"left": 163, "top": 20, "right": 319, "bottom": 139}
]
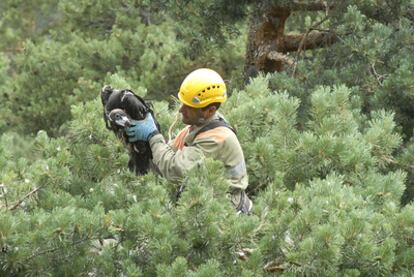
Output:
[{"left": 126, "top": 113, "right": 159, "bottom": 142}]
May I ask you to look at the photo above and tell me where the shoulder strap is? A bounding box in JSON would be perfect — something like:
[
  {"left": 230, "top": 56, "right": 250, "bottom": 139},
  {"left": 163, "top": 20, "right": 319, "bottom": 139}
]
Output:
[{"left": 194, "top": 118, "right": 236, "bottom": 139}]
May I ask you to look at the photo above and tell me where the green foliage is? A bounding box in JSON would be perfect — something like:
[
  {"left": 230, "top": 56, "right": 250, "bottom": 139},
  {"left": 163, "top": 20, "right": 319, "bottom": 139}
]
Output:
[
  {"left": 398, "top": 140, "right": 414, "bottom": 205},
  {"left": 0, "top": 97, "right": 254, "bottom": 276},
  {"left": 0, "top": 0, "right": 245, "bottom": 135},
  {"left": 2, "top": 0, "right": 414, "bottom": 275},
  {"left": 225, "top": 76, "right": 404, "bottom": 193},
  {"left": 259, "top": 174, "right": 400, "bottom": 275},
  {"left": 0, "top": 53, "right": 12, "bottom": 133},
  {"left": 3, "top": 20, "right": 188, "bottom": 135},
  {"left": 3, "top": 75, "right": 414, "bottom": 275},
  {"left": 300, "top": 1, "right": 414, "bottom": 139},
  {"left": 0, "top": 0, "right": 59, "bottom": 50}
]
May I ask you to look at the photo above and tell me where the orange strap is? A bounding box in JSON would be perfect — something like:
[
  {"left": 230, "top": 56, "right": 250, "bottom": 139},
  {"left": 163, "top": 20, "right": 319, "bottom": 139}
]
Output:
[{"left": 173, "top": 126, "right": 190, "bottom": 150}]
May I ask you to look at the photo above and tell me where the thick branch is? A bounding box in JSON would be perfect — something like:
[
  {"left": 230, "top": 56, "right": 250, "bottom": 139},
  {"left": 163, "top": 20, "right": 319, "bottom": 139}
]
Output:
[
  {"left": 254, "top": 7, "right": 290, "bottom": 42},
  {"left": 290, "top": 1, "right": 334, "bottom": 11},
  {"left": 283, "top": 31, "right": 337, "bottom": 52},
  {"left": 244, "top": 1, "right": 337, "bottom": 78},
  {"left": 267, "top": 51, "right": 294, "bottom": 66}
]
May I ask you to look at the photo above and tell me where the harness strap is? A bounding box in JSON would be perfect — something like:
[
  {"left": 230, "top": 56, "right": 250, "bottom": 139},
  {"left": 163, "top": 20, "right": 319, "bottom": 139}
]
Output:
[
  {"left": 193, "top": 118, "right": 236, "bottom": 139},
  {"left": 181, "top": 118, "right": 236, "bottom": 147}
]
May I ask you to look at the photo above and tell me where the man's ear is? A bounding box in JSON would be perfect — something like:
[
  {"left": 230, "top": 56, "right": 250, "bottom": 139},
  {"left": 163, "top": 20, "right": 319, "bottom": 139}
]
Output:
[{"left": 206, "top": 105, "right": 217, "bottom": 117}]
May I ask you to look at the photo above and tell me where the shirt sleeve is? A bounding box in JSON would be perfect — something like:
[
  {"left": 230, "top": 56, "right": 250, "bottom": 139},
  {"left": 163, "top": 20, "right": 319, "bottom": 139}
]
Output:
[
  {"left": 148, "top": 130, "right": 248, "bottom": 190},
  {"left": 149, "top": 134, "right": 207, "bottom": 182}
]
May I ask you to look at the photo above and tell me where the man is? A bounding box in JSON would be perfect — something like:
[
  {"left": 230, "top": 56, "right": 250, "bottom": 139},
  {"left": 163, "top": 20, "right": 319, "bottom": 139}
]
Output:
[{"left": 126, "top": 68, "right": 252, "bottom": 214}]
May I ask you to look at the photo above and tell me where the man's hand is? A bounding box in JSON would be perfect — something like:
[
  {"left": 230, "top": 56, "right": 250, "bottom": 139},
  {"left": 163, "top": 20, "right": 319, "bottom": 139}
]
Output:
[{"left": 126, "top": 113, "right": 159, "bottom": 142}]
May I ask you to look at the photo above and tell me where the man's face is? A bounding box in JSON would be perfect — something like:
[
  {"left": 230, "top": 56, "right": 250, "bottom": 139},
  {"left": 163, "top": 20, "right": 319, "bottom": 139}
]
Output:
[{"left": 179, "top": 104, "right": 204, "bottom": 125}]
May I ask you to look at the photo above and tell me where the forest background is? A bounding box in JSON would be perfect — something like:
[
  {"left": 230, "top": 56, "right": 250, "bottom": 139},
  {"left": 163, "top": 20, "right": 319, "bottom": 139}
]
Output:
[{"left": 1, "top": 0, "right": 414, "bottom": 276}]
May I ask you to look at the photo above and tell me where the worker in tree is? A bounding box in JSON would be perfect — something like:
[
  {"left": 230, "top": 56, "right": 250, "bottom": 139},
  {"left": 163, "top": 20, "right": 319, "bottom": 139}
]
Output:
[{"left": 126, "top": 68, "right": 252, "bottom": 214}]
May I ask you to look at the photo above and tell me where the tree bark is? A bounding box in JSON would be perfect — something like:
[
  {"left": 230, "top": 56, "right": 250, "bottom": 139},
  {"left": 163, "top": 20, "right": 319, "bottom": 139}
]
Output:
[{"left": 244, "top": 2, "right": 337, "bottom": 81}]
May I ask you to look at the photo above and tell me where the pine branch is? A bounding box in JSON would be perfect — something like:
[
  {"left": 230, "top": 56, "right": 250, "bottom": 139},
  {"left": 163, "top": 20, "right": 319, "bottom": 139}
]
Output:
[
  {"left": 267, "top": 51, "right": 295, "bottom": 66},
  {"left": 264, "top": 260, "right": 286, "bottom": 272},
  {"left": 291, "top": 1, "right": 334, "bottom": 76},
  {"left": 3, "top": 47, "right": 25, "bottom": 53},
  {"left": 369, "top": 63, "right": 385, "bottom": 87},
  {"left": 404, "top": 7, "right": 414, "bottom": 22},
  {"left": 22, "top": 237, "right": 92, "bottom": 264},
  {"left": 253, "top": 207, "right": 269, "bottom": 234},
  {"left": 9, "top": 186, "right": 41, "bottom": 211},
  {"left": 285, "top": 30, "right": 337, "bottom": 52},
  {"left": 168, "top": 111, "right": 180, "bottom": 142},
  {"left": 264, "top": 259, "right": 302, "bottom": 272},
  {"left": 235, "top": 207, "right": 269, "bottom": 261},
  {"left": 380, "top": 154, "right": 414, "bottom": 171}
]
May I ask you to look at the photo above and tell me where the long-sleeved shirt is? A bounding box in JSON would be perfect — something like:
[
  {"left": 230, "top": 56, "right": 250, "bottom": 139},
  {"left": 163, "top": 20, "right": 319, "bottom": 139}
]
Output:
[{"left": 148, "top": 113, "right": 248, "bottom": 190}]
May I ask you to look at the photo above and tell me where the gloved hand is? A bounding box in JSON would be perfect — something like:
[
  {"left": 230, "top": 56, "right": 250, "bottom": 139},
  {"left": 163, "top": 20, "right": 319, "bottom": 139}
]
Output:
[{"left": 126, "top": 113, "right": 159, "bottom": 142}]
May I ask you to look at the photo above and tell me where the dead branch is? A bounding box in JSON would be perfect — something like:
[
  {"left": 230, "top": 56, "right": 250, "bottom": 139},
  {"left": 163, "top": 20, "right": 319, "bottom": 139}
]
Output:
[
  {"left": 264, "top": 260, "right": 286, "bottom": 272},
  {"left": 284, "top": 31, "right": 337, "bottom": 52},
  {"left": 370, "top": 64, "right": 385, "bottom": 87},
  {"left": 9, "top": 186, "right": 41, "bottom": 211},
  {"left": 291, "top": 2, "right": 332, "bottom": 76},
  {"left": 0, "top": 184, "right": 8, "bottom": 209},
  {"left": 236, "top": 247, "right": 255, "bottom": 261},
  {"left": 267, "top": 51, "right": 295, "bottom": 66}
]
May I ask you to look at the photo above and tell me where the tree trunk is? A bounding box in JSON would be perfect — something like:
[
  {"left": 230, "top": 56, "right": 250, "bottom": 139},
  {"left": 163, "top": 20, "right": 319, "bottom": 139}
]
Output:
[{"left": 244, "top": 2, "right": 337, "bottom": 81}]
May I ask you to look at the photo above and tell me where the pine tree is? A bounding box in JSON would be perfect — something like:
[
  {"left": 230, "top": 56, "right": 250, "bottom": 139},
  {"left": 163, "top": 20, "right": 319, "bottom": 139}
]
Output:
[
  {"left": 2, "top": 76, "right": 414, "bottom": 275},
  {"left": 2, "top": 1, "right": 414, "bottom": 276}
]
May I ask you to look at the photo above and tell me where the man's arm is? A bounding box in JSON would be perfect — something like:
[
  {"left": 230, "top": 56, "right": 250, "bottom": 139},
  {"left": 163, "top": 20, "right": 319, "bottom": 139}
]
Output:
[
  {"left": 124, "top": 115, "right": 223, "bottom": 182},
  {"left": 149, "top": 134, "right": 206, "bottom": 182}
]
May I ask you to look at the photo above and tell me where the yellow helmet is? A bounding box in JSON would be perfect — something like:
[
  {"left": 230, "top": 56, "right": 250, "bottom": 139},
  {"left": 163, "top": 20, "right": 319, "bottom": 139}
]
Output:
[{"left": 178, "top": 68, "right": 227, "bottom": 108}]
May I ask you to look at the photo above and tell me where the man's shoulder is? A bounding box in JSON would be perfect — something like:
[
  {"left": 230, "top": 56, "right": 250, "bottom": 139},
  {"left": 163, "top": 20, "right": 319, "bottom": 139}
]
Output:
[{"left": 194, "top": 126, "right": 236, "bottom": 144}]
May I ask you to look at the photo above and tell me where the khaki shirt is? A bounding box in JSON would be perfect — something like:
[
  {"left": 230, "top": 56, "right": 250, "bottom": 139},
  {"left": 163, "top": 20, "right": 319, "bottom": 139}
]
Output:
[{"left": 149, "top": 113, "right": 248, "bottom": 190}]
